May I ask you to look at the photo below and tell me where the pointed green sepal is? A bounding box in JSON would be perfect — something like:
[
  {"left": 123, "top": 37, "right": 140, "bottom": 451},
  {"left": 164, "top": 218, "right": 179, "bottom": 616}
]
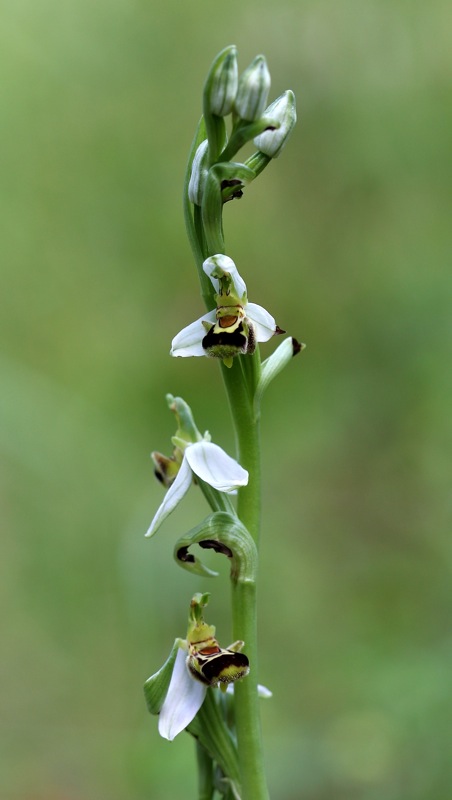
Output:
[{"left": 174, "top": 511, "right": 257, "bottom": 584}]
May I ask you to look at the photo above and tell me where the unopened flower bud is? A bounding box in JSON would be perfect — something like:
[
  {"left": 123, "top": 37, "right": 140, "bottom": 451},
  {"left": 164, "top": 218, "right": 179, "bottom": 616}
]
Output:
[
  {"left": 234, "top": 55, "right": 271, "bottom": 122},
  {"left": 253, "top": 90, "right": 297, "bottom": 158},
  {"left": 204, "top": 45, "right": 238, "bottom": 117},
  {"left": 188, "top": 139, "right": 209, "bottom": 205}
]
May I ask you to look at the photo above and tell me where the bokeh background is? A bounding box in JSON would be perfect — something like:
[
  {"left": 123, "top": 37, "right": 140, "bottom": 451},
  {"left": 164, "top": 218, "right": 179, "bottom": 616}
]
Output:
[{"left": 1, "top": 1, "right": 451, "bottom": 798}]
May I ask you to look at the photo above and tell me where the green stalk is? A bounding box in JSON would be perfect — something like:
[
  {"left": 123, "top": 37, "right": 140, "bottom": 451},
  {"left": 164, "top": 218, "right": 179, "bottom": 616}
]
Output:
[
  {"left": 223, "top": 360, "right": 268, "bottom": 800},
  {"left": 184, "top": 122, "right": 269, "bottom": 800}
]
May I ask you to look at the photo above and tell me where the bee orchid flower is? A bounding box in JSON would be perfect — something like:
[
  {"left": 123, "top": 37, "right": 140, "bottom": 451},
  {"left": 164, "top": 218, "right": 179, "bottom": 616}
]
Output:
[
  {"left": 170, "top": 254, "right": 282, "bottom": 367},
  {"left": 145, "top": 438, "right": 248, "bottom": 538},
  {"left": 145, "top": 594, "right": 250, "bottom": 741}
]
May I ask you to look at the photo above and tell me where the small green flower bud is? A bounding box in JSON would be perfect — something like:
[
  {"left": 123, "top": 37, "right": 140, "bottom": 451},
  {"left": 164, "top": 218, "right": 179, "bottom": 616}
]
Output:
[
  {"left": 188, "top": 139, "right": 209, "bottom": 206},
  {"left": 234, "top": 55, "right": 271, "bottom": 122},
  {"left": 253, "top": 90, "right": 297, "bottom": 158},
  {"left": 204, "top": 45, "right": 238, "bottom": 117}
]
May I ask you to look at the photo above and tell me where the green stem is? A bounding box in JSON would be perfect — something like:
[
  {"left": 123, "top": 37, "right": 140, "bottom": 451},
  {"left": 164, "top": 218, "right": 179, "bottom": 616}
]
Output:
[
  {"left": 224, "top": 361, "right": 268, "bottom": 800},
  {"left": 231, "top": 580, "right": 269, "bottom": 800},
  {"left": 221, "top": 355, "right": 261, "bottom": 541},
  {"left": 185, "top": 129, "right": 269, "bottom": 800}
]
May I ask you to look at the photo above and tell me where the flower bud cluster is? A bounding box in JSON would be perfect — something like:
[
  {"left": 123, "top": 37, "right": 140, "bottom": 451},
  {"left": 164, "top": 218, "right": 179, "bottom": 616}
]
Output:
[{"left": 189, "top": 46, "right": 297, "bottom": 207}]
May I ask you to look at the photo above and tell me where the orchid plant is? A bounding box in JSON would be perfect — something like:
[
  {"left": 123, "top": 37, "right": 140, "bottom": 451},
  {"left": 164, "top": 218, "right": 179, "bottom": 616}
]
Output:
[{"left": 144, "top": 46, "right": 302, "bottom": 800}]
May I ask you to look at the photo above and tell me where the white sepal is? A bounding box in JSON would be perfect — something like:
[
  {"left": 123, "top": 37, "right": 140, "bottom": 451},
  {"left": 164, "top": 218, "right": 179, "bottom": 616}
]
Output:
[
  {"left": 158, "top": 647, "right": 207, "bottom": 741},
  {"left": 185, "top": 441, "right": 249, "bottom": 493},
  {"left": 145, "top": 457, "right": 193, "bottom": 538},
  {"left": 170, "top": 310, "right": 216, "bottom": 357}
]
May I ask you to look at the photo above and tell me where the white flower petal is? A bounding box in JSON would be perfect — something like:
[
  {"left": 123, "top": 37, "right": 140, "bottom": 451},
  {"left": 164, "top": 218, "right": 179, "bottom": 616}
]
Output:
[
  {"left": 158, "top": 647, "right": 207, "bottom": 741},
  {"left": 170, "top": 311, "right": 216, "bottom": 357},
  {"left": 203, "top": 255, "right": 247, "bottom": 302},
  {"left": 185, "top": 441, "right": 248, "bottom": 493},
  {"left": 145, "top": 457, "right": 193, "bottom": 537},
  {"left": 245, "top": 302, "right": 277, "bottom": 342}
]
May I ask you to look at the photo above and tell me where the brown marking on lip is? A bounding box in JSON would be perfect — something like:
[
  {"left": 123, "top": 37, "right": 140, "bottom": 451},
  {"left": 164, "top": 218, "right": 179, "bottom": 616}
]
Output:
[
  {"left": 219, "top": 315, "right": 238, "bottom": 329},
  {"left": 198, "top": 645, "right": 221, "bottom": 656}
]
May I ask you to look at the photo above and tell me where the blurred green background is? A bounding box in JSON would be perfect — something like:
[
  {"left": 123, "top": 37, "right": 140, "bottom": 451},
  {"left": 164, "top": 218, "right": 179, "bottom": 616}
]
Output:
[{"left": 1, "top": 1, "right": 451, "bottom": 798}]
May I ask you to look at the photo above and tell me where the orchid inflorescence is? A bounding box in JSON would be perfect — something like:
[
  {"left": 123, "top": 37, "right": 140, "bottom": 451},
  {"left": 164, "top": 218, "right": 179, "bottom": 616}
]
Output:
[{"left": 144, "top": 46, "right": 302, "bottom": 800}]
